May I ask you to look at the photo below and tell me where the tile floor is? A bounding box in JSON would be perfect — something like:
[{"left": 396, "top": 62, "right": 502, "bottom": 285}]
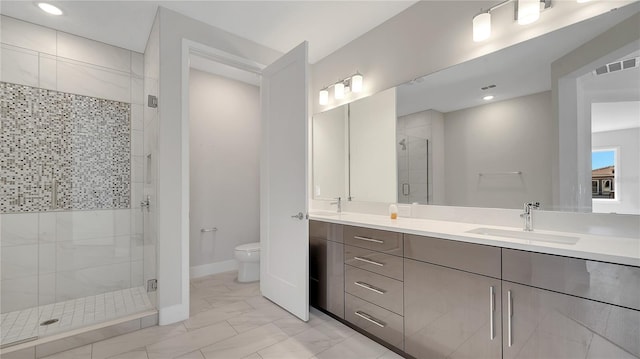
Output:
[
  {"left": 1, "top": 286, "right": 153, "bottom": 347},
  {"left": 39, "top": 271, "right": 404, "bottom": 359}
]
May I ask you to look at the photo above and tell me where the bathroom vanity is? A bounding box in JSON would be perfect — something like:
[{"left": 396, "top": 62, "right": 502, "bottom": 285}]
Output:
[{"left": 309, "top": 216, "right": 640, "bottom": 359}]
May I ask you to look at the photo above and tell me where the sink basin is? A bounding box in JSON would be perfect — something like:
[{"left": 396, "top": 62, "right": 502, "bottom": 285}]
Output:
[{"left": 466, "top": 227, "right": 579, "bottom": 245}]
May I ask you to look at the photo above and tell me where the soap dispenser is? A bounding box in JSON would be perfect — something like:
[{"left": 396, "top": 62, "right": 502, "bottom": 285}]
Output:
[{"left": 389, "top": 204, "right": 398, "bottom": 219}]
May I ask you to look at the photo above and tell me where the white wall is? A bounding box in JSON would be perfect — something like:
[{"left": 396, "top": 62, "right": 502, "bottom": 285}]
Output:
[
  {"left": 312, "top": 0, "right": 633, "bottom": 114},
  {"left": 312, "top": 106, "right": 348, "bottom": 200},
  {"left": 592, "top": 127, "right": 640, "bottom": 215},
  {"left": 0, "top": 16, "right": 145, "bottom": 312},
  {"left": 188, "top": 69, "right": 260, "bottom": 276},
  {"left": 153, "top": 7, "right": 281, "bottom": 324},
  {"left": 444, "top": 92, "right": 553, "bottom": 209},
  {"left": 349, "top": 87, "right": 397, "bottom": 203}
]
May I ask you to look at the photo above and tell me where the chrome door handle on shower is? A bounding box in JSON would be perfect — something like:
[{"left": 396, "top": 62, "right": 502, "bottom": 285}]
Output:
[{"left": 140, "top": 196, "right": 150, "bottom": 212}]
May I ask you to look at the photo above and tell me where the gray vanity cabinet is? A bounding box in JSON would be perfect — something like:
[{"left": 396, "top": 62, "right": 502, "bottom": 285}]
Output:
[
  {"left": 343, "top": 225, "right": 405, "bottom": 350},
  {"left": 404, "top": 234, "right": 502, "bottom": 359},
  {"left": 502, "top": 249, "right": 640, "bottom": 359},
  {"left": 309, "top": 220, "right": 344, "bottom": 318},
  {"left": 502, "top": 282, "right": 640, "bottom": 359}
]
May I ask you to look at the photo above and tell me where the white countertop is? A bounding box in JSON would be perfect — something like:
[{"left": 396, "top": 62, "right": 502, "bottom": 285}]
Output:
[{"left": 309, "top": 211, "right": 640, "bottom": 267}]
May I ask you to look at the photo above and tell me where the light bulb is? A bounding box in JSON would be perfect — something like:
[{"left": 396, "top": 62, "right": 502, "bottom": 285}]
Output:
[
  {"left": 517, "top": 0, "right": 540, "bottom": 25},
  {"left": 351, "top": 74, "right": 363, "bottom": 93},
  {"left": 334, "top": 82, "right": 345, "bottom": 99},
  {"left": 319, "top": 89, "right": 329, "bottom": 105},
  {"left": 473, "top": 12, "right": 491, "bottom": 42},
  {"left": 37, "top": 3, "right": 63, "bottom": 15}
]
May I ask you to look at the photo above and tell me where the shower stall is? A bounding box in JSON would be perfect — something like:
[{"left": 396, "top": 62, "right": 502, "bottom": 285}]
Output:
[{"left": 0, "top": 81, "right": 155, "bottom": 348}]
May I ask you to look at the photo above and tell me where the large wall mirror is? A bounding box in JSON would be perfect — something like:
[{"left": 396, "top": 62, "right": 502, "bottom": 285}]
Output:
[{"left": 312, "top": 3, "right": 639, "bottom": 214}]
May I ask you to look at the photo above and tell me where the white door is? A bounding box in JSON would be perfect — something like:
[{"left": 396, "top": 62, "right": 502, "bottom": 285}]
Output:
[{"left": 260, "top": 42, "right": 309, "bottom": 321}]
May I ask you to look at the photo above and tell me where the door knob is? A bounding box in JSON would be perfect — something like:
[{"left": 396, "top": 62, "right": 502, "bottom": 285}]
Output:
[{"left": 291, "top": 212, "right": 305, "bottom": 220}]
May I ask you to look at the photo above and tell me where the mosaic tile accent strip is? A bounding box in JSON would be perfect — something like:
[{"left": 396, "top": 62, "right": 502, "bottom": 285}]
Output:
[{"left": 0, "top": 82, "right": 131, "bottom": 213}]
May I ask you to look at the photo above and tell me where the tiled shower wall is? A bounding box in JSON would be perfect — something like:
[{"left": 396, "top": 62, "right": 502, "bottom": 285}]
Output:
[
  {"left": 1, "top": 82, "right": 131, "bottom": 212},
  {"left": 0, "top": 16, "right": 146, "bottom": 313}
]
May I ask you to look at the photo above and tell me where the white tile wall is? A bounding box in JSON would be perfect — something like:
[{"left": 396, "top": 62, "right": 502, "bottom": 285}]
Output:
[
  {"left": 1, "top": 244, "right": 39, "bottom": 280},
  {"left": 39, "top": 53, "right": 57, "bottom": 90},
  {"left": 56, "top": 32, "right": 131, "bottom": 73},
  {"left": 0, "top": 16, "right": 56, "bottom": 54},
  {"left": 131, "top": 104, "right": 144, "bottom": 130},
  {"left": 0, "top": 44, "right": 39, "bottom": 87},
  {"left": 56, "top": 58, "right": 131, "bottom": 103},
  {"left": 131, "top": 52, "right": 144, "bottom": 79},
  {"left": 1, "top": 213, "right": 39, "bottom": 246},
  {"left": 0, "top": 17, "right": 150, "bottom": 322}
]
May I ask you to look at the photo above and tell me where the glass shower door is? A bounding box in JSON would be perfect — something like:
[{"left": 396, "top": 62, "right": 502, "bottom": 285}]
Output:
[
  {"left": 1, "top": 80, "right": 154, "bottom": 348},
  {"left": 397, "top": 134, "right": 430, "bottom": 204}
]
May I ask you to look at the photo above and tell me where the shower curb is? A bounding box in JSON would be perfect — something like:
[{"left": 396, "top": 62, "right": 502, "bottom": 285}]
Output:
[{"left": 0, "top": 310, "right": 158, "bottom": 359}]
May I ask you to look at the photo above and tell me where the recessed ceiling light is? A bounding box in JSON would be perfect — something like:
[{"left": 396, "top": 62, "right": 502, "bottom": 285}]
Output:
[
  {"left": 483, "top": 95, "right": 494, "bottom": 101},
  {"left": 37, "top": 3, "right": 63, "bottom": 16}
]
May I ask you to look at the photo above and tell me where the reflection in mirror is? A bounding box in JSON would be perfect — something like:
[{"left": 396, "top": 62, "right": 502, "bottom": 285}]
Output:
[
  {"left": 312, "top": 88, "right": 397, "bottom": 203},
  {"left": 312, "top": 4, "right": 639, "bottom": 213},
  {"left": 395, "top": 5, "right": 639, "bottom": 212},
  {"left": 350, "top": 88, "right": 397, "bottom": 203},
  {"left": 312, "top": 106, "right": 348, "bottom": 200}
]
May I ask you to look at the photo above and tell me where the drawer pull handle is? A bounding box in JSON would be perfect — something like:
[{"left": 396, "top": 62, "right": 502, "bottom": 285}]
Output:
[
  {"left": 354, "top": 311, "right": 386, "bottom": 328},
  {"left": 508, "top": 290, "right": 513, "bottom": 347},
  {"left": 354, "top": 281, "right": 386, "bottom": 294},
  {"left": 354, "top": 236, "right": 384, "bottom": 244},
  {"left": 353, "top": 256, "right": 384, "bottom": 267},
  {"left": 489, "top": 286, "right": 495, "bottom": 340}
]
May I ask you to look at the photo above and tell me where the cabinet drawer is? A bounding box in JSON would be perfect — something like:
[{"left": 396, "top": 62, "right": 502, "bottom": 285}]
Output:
[
  {"left": 344, "top": 245, "right": 403, "bottom": 281},
  {"left": 345, "top": 293, "right": 404, "bottom": 350},
  {"left": 309, "top": 220, "right": 343, "bottom": 243},
  {"left": 345, "top": 265, "right": 404, "bottom": 315},
  {"left": 344, "top": 226, "right": 402, "bottom": 255},
  {"left": 503, "top": 249, "right": 640, "bottom": 311},
  {"left": 405, "top": 234, "right": 501, "bottom": 278}
]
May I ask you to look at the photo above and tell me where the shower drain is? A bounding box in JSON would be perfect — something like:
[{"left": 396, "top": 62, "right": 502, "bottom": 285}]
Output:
[{"left": 40, "top": 319, "right": 59, "bottom": 326}]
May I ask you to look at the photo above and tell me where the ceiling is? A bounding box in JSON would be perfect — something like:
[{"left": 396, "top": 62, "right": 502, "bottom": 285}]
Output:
[
  {"left": 0, "top": 0, "right": 417, "bottom": 63},
  {"left": 396, "top": 2, "right": 640, "bottom": 116},
  {"left": 592, "top": 101, "right": 640, "bottom": 133}
]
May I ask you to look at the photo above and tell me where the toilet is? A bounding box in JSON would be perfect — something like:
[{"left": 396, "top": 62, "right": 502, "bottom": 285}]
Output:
[{"left": 234, "top": 242, "right": 260, "bottom": 282}]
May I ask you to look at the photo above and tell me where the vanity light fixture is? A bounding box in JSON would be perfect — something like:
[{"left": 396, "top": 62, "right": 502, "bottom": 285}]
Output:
[
  {"left": 351, "top": 73, "right": 364, "bottom": 93},
  {"left": 483, "top": 95, "right": 495, "bottom": 101},
  {"left": 472, "top": 0, "right": 552, "bottom": 42},
  {"left": 37, "top": 2, "right": 63, "bottom": 15},
  {"left": 319, "top": 89, "right": 329, "bottom": 105},
  {"left": 334, "top": 82, "right": 345, "bottom": 99},
  {"left": 473, "top": 11, "right": 491, "bottom": 42},
  {"left": 318, "top": 72, "right": 364, "bottom": 105},
  {"left": 517, "top": 0, "right": 541, "bottom": 25}
]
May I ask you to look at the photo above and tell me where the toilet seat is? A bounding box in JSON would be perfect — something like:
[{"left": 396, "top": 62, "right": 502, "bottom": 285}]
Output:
[{"left": 235, "top": 242, "right": 260, "bottom": 252}]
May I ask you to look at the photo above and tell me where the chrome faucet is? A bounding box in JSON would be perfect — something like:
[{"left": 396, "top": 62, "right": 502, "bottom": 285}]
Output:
[
  {"left": 330, "top": 197, "right": 342, "bottom": 214},
  {"left": 520, "top": 202, "right": 540, "bottom": 231}
]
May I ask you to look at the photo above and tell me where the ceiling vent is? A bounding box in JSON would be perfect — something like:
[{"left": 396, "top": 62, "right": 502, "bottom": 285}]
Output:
[{"left": 594, "top": 57, "right": 639, "bottom": 76}]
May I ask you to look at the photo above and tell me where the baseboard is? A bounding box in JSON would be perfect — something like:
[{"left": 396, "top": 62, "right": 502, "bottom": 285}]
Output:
[
  {"left": 159, "top": 303, "right": 189, "bottom": 325},
  {"left": 190, "top": 259, "right": 238, "bottom": 279}
]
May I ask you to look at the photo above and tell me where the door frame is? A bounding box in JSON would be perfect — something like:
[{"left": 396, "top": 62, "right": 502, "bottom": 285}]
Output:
[{"left": 178, "top": 39, "right": 266, "bottom": 318}]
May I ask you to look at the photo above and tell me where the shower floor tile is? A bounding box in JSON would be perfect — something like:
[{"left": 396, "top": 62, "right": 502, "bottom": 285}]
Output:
[{"left": 0, "top": 286, "right": 153, "bottom": 347}]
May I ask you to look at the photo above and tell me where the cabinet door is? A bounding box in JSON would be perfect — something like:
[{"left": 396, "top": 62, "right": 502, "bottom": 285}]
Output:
[
  {"left": 404, "top": 259, "right": 502, "bottom": 359},
  {"left": 309, "top": 236, "right": 344, "bottom": 318},
  {"left": 503, "top": 282, "right": 640, "bottom": 359}
]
